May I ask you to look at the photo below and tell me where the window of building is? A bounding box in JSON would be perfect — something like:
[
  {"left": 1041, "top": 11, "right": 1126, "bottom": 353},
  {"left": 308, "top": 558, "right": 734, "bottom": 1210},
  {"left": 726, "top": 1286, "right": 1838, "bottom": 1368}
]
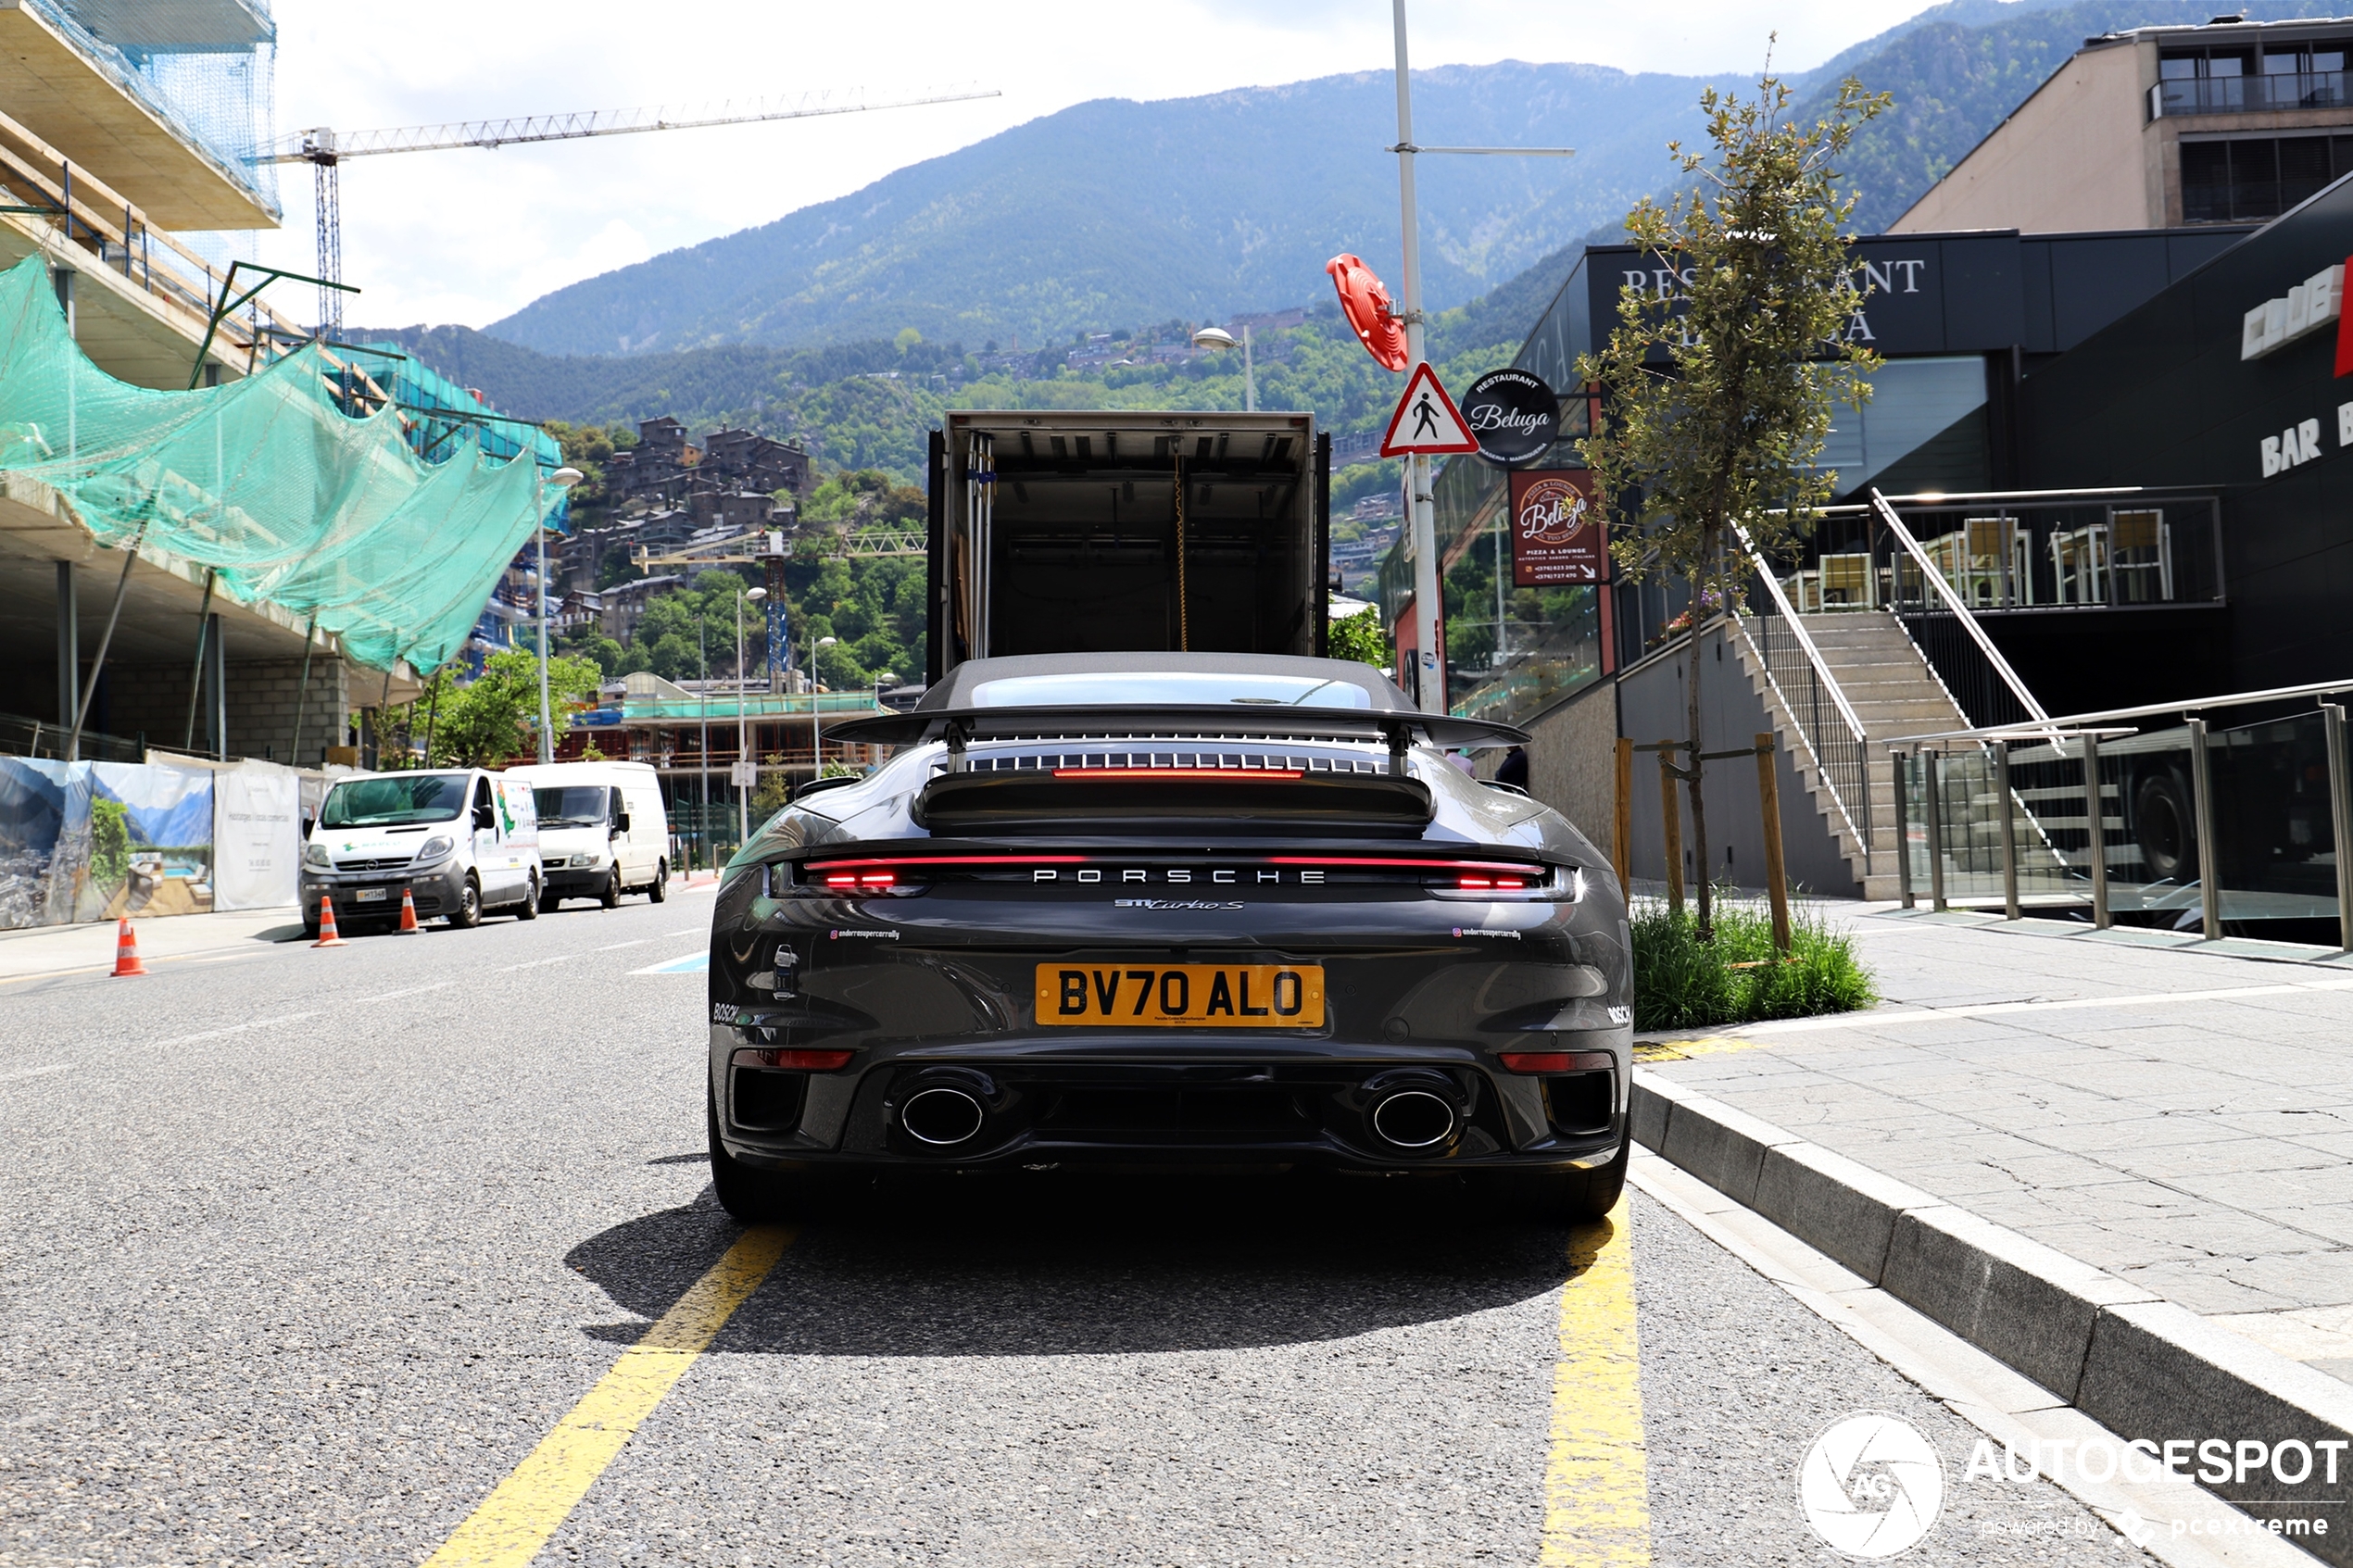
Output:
[{"left": 2181, "top": 135, "right": 2353, "bottom": 221}]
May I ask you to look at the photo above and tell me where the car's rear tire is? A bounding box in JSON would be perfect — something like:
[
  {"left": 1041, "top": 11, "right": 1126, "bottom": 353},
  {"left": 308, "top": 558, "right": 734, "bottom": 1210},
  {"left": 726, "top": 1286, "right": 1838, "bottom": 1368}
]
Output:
[
  {"left": 708, "top": 1085, "right": 809, "bottom": 1223},
  {"left": 600, "top": 870, "right": 621, "bottom": 909},
  {"left": 1501, "top": 1139, "right": 1630, "bottom": 1224},
  {"left": 648, "top": 859, "right": 668, "bottom": 903},
  {"left": 516, "top": 873, "right": 539, "bottom": 919}
]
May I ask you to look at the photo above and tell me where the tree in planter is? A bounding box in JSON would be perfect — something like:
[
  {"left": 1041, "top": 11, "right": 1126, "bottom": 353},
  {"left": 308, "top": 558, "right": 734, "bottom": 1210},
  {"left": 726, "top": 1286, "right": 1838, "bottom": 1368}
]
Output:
[{"left": 1579, "top": 67, "right": 1885, "bottom": 937}]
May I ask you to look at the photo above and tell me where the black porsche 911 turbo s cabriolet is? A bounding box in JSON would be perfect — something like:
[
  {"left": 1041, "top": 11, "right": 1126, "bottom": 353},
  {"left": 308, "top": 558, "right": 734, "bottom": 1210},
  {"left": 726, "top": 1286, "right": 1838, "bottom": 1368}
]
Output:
[{"left": 702, "top": 652, "right": 1633, "bottom": 1220}]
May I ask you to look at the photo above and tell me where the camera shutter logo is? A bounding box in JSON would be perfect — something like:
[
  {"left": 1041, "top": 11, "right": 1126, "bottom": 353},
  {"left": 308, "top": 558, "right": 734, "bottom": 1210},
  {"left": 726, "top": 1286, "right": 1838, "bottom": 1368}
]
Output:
[{"left": 1796, "top": 1412, "right": 1944, "bottom": 1557}]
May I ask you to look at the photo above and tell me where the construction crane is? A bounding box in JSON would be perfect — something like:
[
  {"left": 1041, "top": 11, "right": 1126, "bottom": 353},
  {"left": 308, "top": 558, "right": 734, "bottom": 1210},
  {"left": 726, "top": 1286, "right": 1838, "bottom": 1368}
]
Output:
[{"left": 270, "top": 84, "right": 999, "bottom": 335}]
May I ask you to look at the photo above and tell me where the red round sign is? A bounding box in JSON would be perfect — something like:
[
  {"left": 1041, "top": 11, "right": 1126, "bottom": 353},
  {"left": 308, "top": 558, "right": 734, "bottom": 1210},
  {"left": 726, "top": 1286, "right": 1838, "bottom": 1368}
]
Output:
[{"left": 1325, "top": 254, "right": 1409, "bottom": 371}]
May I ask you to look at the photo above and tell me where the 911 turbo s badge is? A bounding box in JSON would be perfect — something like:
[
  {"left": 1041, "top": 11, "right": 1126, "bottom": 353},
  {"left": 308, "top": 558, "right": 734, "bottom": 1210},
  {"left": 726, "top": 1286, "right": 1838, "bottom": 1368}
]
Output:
[{"left": 1115, "top": 898, "right": 1246, "bottom": 910}]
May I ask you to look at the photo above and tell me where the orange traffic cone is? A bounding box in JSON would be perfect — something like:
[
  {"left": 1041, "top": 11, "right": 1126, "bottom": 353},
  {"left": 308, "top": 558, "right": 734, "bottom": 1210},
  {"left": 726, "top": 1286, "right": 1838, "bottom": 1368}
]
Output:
[
  {"left": 110, "top": 917, "right": 146, "bottom": 976},
  {"left": 396, "top": 885, "right": 420, "bottom": 934},
  {"left": 312, "top": 894, "right": 346, "bottom": 947}
]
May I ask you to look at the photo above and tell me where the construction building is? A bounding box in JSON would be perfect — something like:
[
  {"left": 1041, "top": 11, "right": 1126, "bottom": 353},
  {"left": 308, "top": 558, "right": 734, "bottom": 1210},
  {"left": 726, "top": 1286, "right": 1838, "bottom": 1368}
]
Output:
[{"left": 0, "top": 0, "right": 561, "bottom": 766}]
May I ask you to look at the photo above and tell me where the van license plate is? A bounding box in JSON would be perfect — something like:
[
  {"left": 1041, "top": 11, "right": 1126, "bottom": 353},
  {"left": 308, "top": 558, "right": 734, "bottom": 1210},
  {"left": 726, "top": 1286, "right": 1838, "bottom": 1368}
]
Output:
[
  {"left": 1035, "top": 963, "right": 1324, "bottom": 1027},
  {"left": 355, "top": 887, "right": 387, "bottom": 902}
]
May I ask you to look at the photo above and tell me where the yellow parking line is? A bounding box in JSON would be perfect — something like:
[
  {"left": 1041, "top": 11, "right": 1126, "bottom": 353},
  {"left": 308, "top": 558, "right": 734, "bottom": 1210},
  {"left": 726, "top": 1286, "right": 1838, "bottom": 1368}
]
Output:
[
  {"left": 1632, "top": 1035, "right": 1761, "bottom": 1063},
  {"left": 1543, "top": 1198, "right": 1651, "bottom": 1565},
  {"left": 420, "top": 1225, "right": 793, "bottom": 1568}
]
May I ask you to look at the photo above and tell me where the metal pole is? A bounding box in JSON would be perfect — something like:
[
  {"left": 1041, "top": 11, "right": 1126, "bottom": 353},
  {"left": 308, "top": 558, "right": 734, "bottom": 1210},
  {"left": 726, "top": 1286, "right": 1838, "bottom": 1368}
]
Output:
[
  {"left": 65, "top": 525, "right": 147, "bottom": 762},
  {"left": 1924, "top": 749, "right": 1947, "bottom": 911},
  {"left": 810, "top": 627, "right": 824, "bottom": 783},
  {"left": 420, "top": 665, "right": 443, "bottom": 771},
  {"left": 289, "top": 614, "right": 318, "bottom": 766},
  {"left": 736, "top": 591, "right": 750, "bottom": 846},
  {"left": 1893, "top": 749, "right": 1915, "bottom": 909},
  {"left": 698, "top": 620, "right": 710, "bottom": 872},
  {"left": 536, "top": 525, "right": 553, "bottom": 764},
  {"left": 182, "top": 568, "right": 215, "bottom": 752},
  {"left": 2189, "top": 717, "right": 2221, "bottom": 941},
  {"left": 2083, "top": 731, "right": 2109, "bottom": 929},
  {"left": 55, "top": 561, "right": 76, "bottom": 737},
  {"left": 1994, "top": 739, "right": 2020, "bottom": 922},
  {"left": 1392, "top": 1, "right": 1441, "bottom": 713},
  {"left": 2324, "top": 704, "right": 2353, "bottom": 952}
]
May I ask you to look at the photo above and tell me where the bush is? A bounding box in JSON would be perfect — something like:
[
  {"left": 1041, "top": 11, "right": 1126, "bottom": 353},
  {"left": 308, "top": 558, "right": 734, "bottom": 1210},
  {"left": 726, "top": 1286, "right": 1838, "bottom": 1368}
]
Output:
[{"left": 1630, "top": 895, "right": 1875, "bottom": 1031}]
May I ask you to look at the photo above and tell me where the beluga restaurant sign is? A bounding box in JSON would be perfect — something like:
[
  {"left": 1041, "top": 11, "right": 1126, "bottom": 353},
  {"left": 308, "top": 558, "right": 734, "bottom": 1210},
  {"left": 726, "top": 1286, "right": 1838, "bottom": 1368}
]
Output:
[{"left": 1460, "top": 369, "right": 1560, "bottom": 466}]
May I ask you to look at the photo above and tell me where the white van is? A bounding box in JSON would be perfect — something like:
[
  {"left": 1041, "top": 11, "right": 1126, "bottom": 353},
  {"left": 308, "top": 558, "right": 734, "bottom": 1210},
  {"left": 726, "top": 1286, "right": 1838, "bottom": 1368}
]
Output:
[
  {"left": 300, "top": 769, "right": 542, "bottom": 934},
  {"left": 504, "top": 760, "right": 670, "bottom": 910}
]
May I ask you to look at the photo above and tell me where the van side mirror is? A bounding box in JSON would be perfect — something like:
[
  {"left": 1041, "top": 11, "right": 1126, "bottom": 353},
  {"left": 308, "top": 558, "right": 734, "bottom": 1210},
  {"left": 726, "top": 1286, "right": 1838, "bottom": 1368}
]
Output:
[
  {"left": 473, "top": 805, "right": 495, "bottom": 831},
  {"left": 614, "top": 811, "right": 631, "bottom": 834}
]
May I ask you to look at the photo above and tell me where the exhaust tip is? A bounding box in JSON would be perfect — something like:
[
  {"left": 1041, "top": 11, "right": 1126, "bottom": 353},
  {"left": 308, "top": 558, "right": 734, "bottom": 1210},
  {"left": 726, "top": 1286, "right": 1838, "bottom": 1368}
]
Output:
[
  {"left": 900, "top": 1085, "right": 986, "bottom": 1147},
  {"left": 1371, "top": 1088, "right": 1456, "bottom": 1149}
]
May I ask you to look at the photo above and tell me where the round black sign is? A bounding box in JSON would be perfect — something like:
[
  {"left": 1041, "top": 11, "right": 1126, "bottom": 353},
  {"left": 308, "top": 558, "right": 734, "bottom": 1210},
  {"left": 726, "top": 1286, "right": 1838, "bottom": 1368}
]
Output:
[{"left": 1461, "top": 368, "right": 1560, "bottom": 466}]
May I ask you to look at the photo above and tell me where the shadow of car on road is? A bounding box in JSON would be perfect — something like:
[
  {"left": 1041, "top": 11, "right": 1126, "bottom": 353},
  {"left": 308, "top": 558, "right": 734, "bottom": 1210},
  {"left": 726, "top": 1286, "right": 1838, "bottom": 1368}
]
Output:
[{"left": 564, "top": 1173, "right": 1579, "bottom": 1356}]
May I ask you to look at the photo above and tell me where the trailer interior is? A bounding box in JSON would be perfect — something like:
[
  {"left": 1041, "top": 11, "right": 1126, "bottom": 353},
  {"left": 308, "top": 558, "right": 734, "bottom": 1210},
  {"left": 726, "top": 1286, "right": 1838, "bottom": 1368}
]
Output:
[{"left": 928, "top": 411, "right": 1328, "bottom": 680}]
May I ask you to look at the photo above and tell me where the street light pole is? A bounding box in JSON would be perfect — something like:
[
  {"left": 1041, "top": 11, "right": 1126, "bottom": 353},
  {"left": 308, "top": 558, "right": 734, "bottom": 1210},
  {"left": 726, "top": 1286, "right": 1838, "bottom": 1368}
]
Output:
[
  {"left": 697, "top": 619, "right": 709, "bottom": 872},
  {"left": 538, "top": 467, "right": 585, "bottom": 764},
  {"left": 809, "top": 631, "right": 837, "bottom": 784},
  {"left": 1390, "top": 0, "right": 1441, "bottom": 714},
  {"left": 736, "top": 585, "right": 766, "bottom": 845}
]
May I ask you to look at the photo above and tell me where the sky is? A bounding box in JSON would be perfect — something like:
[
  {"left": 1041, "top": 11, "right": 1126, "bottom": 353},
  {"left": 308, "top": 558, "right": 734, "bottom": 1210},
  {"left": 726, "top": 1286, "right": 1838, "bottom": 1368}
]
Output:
[{"left": 250, "top": 0, "right": 1944, "bottom": 335}]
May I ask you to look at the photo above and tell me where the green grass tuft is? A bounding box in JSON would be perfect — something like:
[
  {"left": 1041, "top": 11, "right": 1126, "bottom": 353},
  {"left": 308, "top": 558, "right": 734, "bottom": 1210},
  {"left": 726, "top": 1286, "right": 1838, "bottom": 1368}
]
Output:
[{"left": 1630, "top": 895, "right": 1877, "bottom": 1032}]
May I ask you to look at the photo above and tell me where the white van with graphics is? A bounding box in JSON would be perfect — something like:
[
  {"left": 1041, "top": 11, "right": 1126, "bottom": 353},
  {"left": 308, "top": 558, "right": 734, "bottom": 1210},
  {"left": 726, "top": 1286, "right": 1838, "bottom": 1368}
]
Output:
[
  {"left": 504, "top": 760, "right": 671, "bottom": 909},
  {"left": 300, "top": 769, "right": 542, "bottom": 934}
]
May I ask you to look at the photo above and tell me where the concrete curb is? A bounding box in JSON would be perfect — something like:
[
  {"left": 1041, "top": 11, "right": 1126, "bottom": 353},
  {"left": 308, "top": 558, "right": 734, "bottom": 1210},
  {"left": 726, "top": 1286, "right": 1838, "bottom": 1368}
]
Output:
[{"left": 1633, "top": 1069, "right": 2353, "bottom": 1565}]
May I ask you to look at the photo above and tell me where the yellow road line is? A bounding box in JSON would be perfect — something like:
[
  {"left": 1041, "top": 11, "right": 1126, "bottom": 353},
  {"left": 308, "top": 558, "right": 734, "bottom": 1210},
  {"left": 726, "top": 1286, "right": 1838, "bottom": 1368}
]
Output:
[
  {"left": 1542, "top": 1198, "right": 1651, "bottom": 1566},
  {"left": 420, "top": 1225, "right": 794, "bottom": 1568}
]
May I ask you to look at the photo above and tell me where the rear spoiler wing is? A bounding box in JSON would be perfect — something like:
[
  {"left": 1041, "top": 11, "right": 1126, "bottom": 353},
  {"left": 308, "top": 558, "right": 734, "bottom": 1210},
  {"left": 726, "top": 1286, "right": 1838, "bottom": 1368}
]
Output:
[{"left": 824, "top": 704, "right": 1530, "bottom": 751}]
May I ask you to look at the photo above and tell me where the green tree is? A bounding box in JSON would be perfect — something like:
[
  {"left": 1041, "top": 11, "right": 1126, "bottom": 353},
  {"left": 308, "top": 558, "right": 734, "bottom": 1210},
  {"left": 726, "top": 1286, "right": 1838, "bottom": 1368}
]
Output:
[
  {"left": 1579, "top": 68, "right": 1885, "bottom": 938},
  {"left": 1327, "top": 602, "right": 1390, "bottom": 671},
  {"left": 424, "top": 649, "right": 605, "bottom": 766},
  {"left": 89, "top": 797, "right": 130, "bottom": 887}
]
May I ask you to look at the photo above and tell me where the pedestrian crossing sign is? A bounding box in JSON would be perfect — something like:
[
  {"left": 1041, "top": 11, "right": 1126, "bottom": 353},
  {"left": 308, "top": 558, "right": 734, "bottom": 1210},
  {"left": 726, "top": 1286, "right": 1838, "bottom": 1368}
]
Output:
[{"left": 1378, "top": 362, "right": 1480, "bottom": 458}]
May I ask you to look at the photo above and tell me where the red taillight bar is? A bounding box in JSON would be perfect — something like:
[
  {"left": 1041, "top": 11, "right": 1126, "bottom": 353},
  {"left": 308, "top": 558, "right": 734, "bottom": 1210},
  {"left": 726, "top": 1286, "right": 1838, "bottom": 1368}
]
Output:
[
  {"left": 1497, "top": 1050, "right": 1615, "bottom": 1074},
  {"left": 1051, "top": 767, "right": 1302, "bottom": 780},
  {"left": 732, "top": 1047, "right": 855, "bottom": 1071}
]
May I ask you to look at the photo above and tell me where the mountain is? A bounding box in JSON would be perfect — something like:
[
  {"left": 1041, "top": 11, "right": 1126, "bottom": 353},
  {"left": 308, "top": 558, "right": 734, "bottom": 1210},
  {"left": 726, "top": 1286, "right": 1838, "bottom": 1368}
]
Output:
[{"left": 485, "top": 61, "right": 1722, "bottom": 358}]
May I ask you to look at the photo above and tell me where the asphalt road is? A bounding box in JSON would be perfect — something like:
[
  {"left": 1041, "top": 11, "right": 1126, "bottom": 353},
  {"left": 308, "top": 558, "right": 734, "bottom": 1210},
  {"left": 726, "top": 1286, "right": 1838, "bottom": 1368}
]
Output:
[{"left": 1, "top": 892, "right": 2159, "bottom": 1567}]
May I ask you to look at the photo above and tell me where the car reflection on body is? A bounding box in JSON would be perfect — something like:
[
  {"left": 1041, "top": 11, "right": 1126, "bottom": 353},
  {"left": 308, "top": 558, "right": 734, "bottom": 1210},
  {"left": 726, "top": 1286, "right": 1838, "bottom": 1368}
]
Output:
[{"left": 702, "top": 653, "right": 1633, "bottom": 1221}]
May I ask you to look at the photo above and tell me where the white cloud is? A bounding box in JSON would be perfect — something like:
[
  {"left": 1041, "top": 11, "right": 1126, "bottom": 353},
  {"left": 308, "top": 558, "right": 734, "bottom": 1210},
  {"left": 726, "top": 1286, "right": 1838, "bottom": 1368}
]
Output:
[{"left": 250, "top": 0, "right": 1939, "bottom": 333}]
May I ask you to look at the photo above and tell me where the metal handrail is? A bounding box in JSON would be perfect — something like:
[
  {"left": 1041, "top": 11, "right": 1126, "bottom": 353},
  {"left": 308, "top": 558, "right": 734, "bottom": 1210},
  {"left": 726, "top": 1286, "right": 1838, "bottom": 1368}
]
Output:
[
  {"left": 1889, "top": 676, "right": 2353, "bottom": 744},
  {"left": 1734, "top": 524, "right": 1867, "bottom": 742},
  {"left": 1867, "top": 487, "right": 2056, "bottom": 737}
]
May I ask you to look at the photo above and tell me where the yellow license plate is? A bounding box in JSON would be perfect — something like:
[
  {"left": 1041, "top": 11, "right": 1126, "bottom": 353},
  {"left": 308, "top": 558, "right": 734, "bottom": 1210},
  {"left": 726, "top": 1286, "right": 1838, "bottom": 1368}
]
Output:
[{"left": 1036, "top": 963, "right": 1325, "bottom": 1027}]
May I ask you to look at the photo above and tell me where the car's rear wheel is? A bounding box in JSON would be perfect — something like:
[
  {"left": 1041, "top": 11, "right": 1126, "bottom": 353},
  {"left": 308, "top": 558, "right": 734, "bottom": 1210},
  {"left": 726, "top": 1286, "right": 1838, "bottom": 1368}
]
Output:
[
  {"left": 648, "top": 859, "right": 668, "bottom": 903},
  {"left": 1500, "top": 1139, "right": 1629, "bottom": 1224},
  {"left": 600, "top": 870, "right": 622, "bottom": 909},
  {"left": 708, "top": 1085, "right": 812, "bottom": 1222},
  {"left": 516, "top": 873, "right": 539, "bottom": 919}
]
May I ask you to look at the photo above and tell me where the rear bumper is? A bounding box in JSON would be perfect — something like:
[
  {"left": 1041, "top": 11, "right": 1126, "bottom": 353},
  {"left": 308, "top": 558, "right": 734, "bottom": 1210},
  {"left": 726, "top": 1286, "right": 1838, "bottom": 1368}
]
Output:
[{"left": 713, "top": 1040, "right": 1629, "bottom": 1175}]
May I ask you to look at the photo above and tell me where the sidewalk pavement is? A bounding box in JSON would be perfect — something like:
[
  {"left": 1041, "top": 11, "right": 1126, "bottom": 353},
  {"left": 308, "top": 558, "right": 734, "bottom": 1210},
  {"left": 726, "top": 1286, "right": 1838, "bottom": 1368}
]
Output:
[
  {"left": 0, "top": 874, "right": 724, "bottom": 985},
  {"left": 0, "top": 905, "right": 308, "bottom": 985},
  {"left": 1638, "top": 906, "right": 2353, "bottom": 1388}
]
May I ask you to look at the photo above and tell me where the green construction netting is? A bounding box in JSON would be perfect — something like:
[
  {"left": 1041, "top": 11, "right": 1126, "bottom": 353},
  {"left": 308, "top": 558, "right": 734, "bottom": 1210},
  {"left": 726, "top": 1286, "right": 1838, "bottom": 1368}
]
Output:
[{"left": 0, "top": 255, "right": 555, "bottom": 672}]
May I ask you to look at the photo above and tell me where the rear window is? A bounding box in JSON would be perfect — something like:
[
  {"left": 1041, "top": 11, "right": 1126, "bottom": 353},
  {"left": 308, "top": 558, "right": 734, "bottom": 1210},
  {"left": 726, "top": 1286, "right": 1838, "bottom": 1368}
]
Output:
[{"left": 968, "top": 671, "right": 1374, "bottom": 709}]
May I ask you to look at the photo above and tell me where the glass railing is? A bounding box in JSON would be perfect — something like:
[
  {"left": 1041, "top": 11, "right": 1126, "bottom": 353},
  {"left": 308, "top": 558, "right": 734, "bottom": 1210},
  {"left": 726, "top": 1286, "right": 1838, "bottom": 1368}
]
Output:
[
  {"left": 1893, "top": 701, "right": 2353, "bottom": 937},
  {"left": 2152, "top": 72, "right": 2350, "bottom": 116}
]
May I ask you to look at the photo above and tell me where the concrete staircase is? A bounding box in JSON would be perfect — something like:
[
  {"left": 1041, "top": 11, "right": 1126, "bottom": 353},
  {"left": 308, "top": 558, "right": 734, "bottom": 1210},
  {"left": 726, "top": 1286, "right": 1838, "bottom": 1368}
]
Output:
[{"left": 1730, "top": 609, "right": 1970, "bottom": 900}]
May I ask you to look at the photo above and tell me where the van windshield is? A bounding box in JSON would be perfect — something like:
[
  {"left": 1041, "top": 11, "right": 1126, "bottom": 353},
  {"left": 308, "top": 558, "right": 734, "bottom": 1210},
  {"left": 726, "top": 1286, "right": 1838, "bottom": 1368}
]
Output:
[
  {"left": 534, "top": 786, "right": 612, "bottom": 828},
  {"left": 321, "top": 772, "right": 471, "bottom": 828}
]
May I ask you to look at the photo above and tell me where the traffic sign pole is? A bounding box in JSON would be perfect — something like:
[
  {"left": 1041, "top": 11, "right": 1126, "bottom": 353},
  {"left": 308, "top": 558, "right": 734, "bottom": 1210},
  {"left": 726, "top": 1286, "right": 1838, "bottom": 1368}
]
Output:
[{"left": 1390, "top": 0, "right": 1441, "bottom": 713}]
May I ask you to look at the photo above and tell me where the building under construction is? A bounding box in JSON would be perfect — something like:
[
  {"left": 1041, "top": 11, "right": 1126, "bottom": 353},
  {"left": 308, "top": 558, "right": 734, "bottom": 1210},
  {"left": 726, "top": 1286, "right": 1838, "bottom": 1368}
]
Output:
[{"left": 0, "top": 0, "right": 563, "bottom": 764}]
